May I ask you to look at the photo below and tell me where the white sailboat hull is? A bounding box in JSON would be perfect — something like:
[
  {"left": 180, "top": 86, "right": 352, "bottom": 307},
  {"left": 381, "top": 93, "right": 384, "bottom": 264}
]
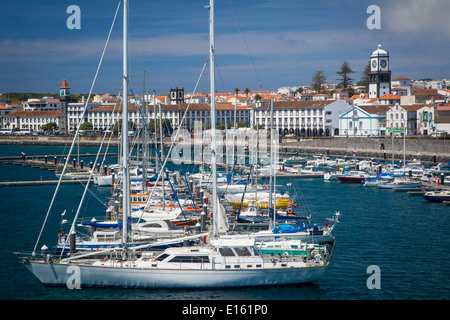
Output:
[{"left": 25, "top": 260, "right": 327, "bottom": 289}]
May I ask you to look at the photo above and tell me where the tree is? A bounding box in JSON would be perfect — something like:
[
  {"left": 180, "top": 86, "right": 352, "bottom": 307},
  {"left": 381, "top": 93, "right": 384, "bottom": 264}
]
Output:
[
  {"left": 311, "top": 70, "right": 327, "bottom": 93},
  {"left": 244, "top": 88, "right": 250, "bottom": 97},
  {"left": 146, "top": 118, "right": 173, "bottom": 134},
  {"left": 41, "top": 122, "right": 58, "bottom": 133},
  {"left": 111, "top": 120, "right": 136, "bottom": 134},
  {"left": 336, "top": 61, "right": 355, "bottom": 92},
  {"left": 357, "top": 61, "right": 371, "bottom": 90},
  {"left": 79, "top": 121, "right": 93, "bottom": 131}
]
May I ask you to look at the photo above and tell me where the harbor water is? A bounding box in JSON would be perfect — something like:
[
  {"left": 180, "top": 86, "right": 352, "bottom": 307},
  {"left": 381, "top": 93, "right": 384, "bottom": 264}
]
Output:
[{"left": 0, "top": 145, "right": 449, "bottom": 300}]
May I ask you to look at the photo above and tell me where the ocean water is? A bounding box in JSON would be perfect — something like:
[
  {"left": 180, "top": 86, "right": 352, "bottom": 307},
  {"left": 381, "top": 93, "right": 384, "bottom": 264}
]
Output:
[{"left": 1, "top": 145, "right": 449, "bottom": 301}]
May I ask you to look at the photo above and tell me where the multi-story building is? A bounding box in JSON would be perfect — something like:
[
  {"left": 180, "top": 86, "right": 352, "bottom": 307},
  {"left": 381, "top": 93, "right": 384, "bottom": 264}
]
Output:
[
  {"left": 86, "top": 102, "right": 250, "bottom": 131},
  {"left": 3, "top": 110, "right": 60, "bottom": 131},
  {"left": 416, "top": 106, "right": 435, "bottom": 136},
  {"left": 385, "top": 104, "right": 423, "bottom": 136},
  {"left": 250, "top": 100, "right": 349, "bottom": 137}
]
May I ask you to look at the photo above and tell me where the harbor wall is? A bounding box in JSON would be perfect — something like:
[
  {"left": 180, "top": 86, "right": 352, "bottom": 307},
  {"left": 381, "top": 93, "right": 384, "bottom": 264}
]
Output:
[
  {"left": 1, "top": 135, "right": 449, "bottom": 163},
  {"left": 282, "top": 136, "right": 450, "bottom": 163}
]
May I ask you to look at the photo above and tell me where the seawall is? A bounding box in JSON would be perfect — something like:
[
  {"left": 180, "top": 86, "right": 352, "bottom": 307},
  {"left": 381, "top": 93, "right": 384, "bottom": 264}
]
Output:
[
  {"left": 282, "top": 136, "right": 450, "bottom": 163},
  {"left": 1, "top": 135, "right": 449, "bottom": 163}
]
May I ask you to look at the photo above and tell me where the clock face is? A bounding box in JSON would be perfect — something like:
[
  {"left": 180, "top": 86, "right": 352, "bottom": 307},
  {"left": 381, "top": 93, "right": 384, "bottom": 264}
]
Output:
[
  {"left": 380, "top": 60, "right": 387, "bottom": 68},
  {"left": 372, "top": 60, "right": 377, "bottom": 68}
]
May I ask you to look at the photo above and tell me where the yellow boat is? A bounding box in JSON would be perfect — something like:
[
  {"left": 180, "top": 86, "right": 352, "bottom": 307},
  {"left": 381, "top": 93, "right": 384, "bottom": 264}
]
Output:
[{"left": 228, "top": 198, "right": 291, "bottom": 210}]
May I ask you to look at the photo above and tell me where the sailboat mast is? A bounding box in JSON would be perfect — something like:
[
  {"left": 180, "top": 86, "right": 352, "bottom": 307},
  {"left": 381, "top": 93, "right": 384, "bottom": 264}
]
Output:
[
  {"left": 142, "top": 71, "right": 148, "bottom": 193},
  {"left": 209, "top": 0, "right": 218, "bottom": 237},
  {"left": 121, "top": 0, "right": 130, "bottom": 252},
  {"left": 269, "top": 98, "right": 273, "bottom": 229}
]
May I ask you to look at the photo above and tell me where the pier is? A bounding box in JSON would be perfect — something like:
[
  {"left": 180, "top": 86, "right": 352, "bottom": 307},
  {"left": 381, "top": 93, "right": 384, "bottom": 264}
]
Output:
[
  {"left": 0, "top": 153, "right": 117, "bottom": 187},
  {"left": 0, "top": 179, "right": 89, "bottom": 187}
]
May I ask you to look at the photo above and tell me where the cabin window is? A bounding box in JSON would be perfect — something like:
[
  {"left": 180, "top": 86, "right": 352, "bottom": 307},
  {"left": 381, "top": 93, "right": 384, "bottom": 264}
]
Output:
[
  {"left": 155, "top": 253, "right": 169, "bottom": 261},
  {"left": 169, "top": 256, "right": 210, "bottom": 263},
  {"left": 219, "top": 247, "right": 235, "bottom": 256},
  {"left": 143, "top": 223, "right": 162, "bottom": 228},
  {"left": 234, "top": 247, "right": 252, "bottom": 256}
]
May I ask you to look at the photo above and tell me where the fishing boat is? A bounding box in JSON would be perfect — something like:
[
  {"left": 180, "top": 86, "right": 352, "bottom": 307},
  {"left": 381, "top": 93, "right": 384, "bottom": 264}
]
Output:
[
  {"left": 17, "top": 0, "right": 333, "bottom": 289},
  {"left": 423, "top": 190, "right": 450, "bottom": 202}
]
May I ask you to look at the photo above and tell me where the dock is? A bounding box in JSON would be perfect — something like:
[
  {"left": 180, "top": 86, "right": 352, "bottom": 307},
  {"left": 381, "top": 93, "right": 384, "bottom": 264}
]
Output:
[
  {"left": 0, "top": 179, "right": 89, "bottom": 187},
  {"left": 0, "top": 153, "right": 117, "bottom": 172}
]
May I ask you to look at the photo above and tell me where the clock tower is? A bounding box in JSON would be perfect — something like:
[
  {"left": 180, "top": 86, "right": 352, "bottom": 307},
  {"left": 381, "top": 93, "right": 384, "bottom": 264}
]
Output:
[
  {"left": 59, "top": 78, "right": 71, "bottom": 134},
  {"left": 368, "top": 44, "right": 391, "bottom": 99}
]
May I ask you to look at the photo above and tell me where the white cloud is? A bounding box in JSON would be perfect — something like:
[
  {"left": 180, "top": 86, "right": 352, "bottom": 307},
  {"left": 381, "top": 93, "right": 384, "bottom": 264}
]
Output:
[{"left": 383, "top": 0, "right": 450, "bottom": 39}]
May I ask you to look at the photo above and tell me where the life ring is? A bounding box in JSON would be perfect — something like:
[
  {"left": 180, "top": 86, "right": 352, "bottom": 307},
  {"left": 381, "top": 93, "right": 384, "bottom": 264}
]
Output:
[{"left": 286, "top": 208, "right": 293, "bottom": 214}]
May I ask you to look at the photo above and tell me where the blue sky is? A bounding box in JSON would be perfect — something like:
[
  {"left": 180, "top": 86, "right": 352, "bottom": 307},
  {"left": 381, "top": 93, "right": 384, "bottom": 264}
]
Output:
[{"left": 1, "top": 0, "right": 449, "bottom": 96}]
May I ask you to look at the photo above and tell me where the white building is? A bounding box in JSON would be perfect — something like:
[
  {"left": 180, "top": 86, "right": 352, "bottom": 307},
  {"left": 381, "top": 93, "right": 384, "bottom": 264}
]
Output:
[
  {"left": 22, "top": 97, "right": 60, "bottom": 111},
  {"left": 385, "top": 104, "right": 422, "bottom": 136},
  {"left": 324, "top": 100, "right": 353, "bottom": 136},
  {"left": 68, "top": 102, "right": 101, "bottom": 131},
  {"left": 416, "top": 106, "right": 435, "bottom": 136},
  {"left": 391, "top": 77, "right": 411, "bottom": 95},
  {"left": 339, "top": 105, "right": 391, "bottom": 137},
  {"left": 434, "top": 106, "right": 450, "bottom": 134},
  {"left": 251, "top": 100, "right": 348, "bottom": 137},
  {"left": 3, "top": 110, "right": 60, "bottom": 131},
  {"left": 87, "top": 103, "right": 250, "bottom": 131},
  {"left": 379, "top": 94, "right": 401, "bottom": 105}
]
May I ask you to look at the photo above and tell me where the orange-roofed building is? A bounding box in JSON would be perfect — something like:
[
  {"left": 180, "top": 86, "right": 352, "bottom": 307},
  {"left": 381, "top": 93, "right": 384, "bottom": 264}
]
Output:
[{"left": 379, "top": 94, "right": 401, "bottom": 105}]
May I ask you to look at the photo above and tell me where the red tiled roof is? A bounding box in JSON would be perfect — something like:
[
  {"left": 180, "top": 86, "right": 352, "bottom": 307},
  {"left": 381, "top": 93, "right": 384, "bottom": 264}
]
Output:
[
  {"left": 392, "top": 76, "right": 411, "bottom": 81},
  {"left": 4, "top": 110, "right": 60, "bottom": 118},
  {"left": 255, "top": 100, "right": 335, "bottom": 110},
  {"left": 88, "top": 103, "right": 246, "bottom": 113},
  {"left": 380, "top": 94, "right": 400, "bottom": 100},
  {"left": 359, "top": 105, "right": 392, "bottom": 114}
]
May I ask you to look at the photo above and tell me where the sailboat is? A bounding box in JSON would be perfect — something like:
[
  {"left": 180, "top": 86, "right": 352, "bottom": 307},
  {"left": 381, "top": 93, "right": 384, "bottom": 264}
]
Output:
[{"left": 17, "top": 0, "right": 332, "bottom": 289}]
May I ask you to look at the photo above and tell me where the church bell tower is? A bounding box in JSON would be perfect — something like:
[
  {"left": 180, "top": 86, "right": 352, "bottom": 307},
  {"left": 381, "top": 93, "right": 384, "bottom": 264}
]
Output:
[
  {"left": 170, "top": 87, "right": 184, "bottom": 104},
  {"left": 368, "top": 44, "right": 391, "bottom": 99}
]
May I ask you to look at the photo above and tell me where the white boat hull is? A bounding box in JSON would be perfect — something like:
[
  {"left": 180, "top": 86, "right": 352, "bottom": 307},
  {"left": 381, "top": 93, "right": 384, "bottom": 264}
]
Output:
[{"left": 25, "top": 260, "right": 327, "bottom": 289}]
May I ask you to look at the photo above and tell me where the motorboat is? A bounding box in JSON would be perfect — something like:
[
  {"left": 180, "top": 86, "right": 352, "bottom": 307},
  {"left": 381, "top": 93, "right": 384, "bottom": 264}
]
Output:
[{"left": 423, "top": 190, "right": 450, "bottom": 202}]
